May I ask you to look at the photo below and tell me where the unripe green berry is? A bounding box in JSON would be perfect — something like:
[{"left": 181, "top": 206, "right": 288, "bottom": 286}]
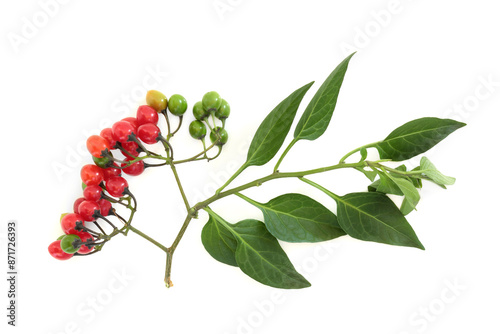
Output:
[
  {"left": 57, "top": 235, "right": 65, "bottom": 241},
  {"left": 146, "top": 90, "right": 168, "bottom": 111},
  {"left": 189, "top": 120, "right": 207, "bottom": 139},
  {"left": 168, "top": 94, "right": 188, "bottom": 116},
  {"left": 215, "top": 99, "right": 230, "bottom": 119},
  {"left": 210, "top": 127, "right": 229, "bottom": 146},
  {"left": 202, "top": 91, "right": 222, "bottom": 112},
  {"left": 92, "top": 154, "right": 113, "bottom": 169},
  {"left": 193, "top": 101, "right": 208, "bottom": 120},
  {"left": 60, "top": 234, "right": 82, "bottom": 254}
]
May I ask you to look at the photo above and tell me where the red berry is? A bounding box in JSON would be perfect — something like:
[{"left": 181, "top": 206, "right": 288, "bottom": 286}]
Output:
[
  {"left": 136, "top": 105, "right": 159, "bottom": 126},
  {"left": 83, "top": 185, "right": 102, "bottom": 202},
  {"left": 106, "top": 176, "right": 128, "bottom": 197},
  {"left": 76, "top": 231, "right": 94, "bottom": 254},
  {"left": 121, "top": 157, "right": 145, "bottom": 176},
  {"left": 78, "top": 200, "right": 101, "bottom": 222},
  {"left": 81, "top": 164, "right": 104, "bottom": 186},
  {"left": 120, "top": 141, "right": 140, "bottom": 157},
  {"left": 112, "top": 121, "right": 135, "bottom": 142},
  {"left": 103, "top": 166, "right": 121, "bottom": 180},
  {"left": 48, "top": 240, "right": 74, "bottom": 260},
  {"left": 73, "top": 197, "right": 85, "bottom": 214},
  {"left": 122, "top": 117, "right": 139, "bottom": 132},
  {"left": 100, "top": 128, "right": 117, "bottom": 148},
  {"left": 86, "top": 135, "right": 111, "bottom": 158},
  {"left": 137, "top": 123, "right": 160, "bottom": 144},
  {"left": 61, "top": 213, "right": 85, "bottom": 234},
  {"left": 97, "top": 198, "right": 112, "bottom": 216}
]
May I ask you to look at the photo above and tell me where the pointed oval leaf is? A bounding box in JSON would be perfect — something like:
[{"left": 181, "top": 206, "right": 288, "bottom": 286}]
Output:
[
  {"left": 232, "top": 219, "right": 311, "bottom": 289},
  {"left": 334, "top": 192, "right": 424, "bottom": 249},
  {"left": 201, "top": 215, "right": 237, "bottom": 266},
  {"left": 238, "top": 193, "right": 345, "bottom": 243},
  {"left": 389, "top": 176, "right": 420, "bottom": 215},
  {"left": 373, "top": 117, "right": 466, "bottom": 161},
  {"left": 293, "top": 52, "right": 355, "bottom": 141},
  {"left": 245, "top": 81, "right": 314, "bottom": 167}
]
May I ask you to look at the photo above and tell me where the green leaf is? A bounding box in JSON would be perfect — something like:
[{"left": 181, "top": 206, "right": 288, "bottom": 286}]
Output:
[
  {"left": 245, "top": 81, "right": 314, "bottom": 167},
  {"left": 389, "top": 177, "right": 420, "bottom": 215},
  {"left": 420, "top": 157, "right": 456, "bottom": 186},
  {"left": 293, "top": 52, "right": 355, "bottom": 141},
  {"left": 375, "top": 172, "right": 404, "bottom": 195},
  {"left": 335, "top": 192, "right": 424, "bottom": 249},
  {"left": 201, "top": 215, "right": 237, "bottom": 266},
  {"left": 206, "top": 210, "right": 310, "bottom": 289},
  {"left": 356, "top": 167, "right": 378, "bottom": 182},
  {"left": 237, "top": 193, "right": 345, "bottom": 243},
  {"left": 373, "top": 117, "right": 466, "bottom": 161}
]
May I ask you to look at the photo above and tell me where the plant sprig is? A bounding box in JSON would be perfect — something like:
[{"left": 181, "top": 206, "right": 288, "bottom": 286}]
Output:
[{"left": 51, "top": 53, "right": 465, "bottom": 290}]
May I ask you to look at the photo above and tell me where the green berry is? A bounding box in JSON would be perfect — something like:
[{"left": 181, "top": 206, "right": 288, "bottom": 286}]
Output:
[
  {"left": 60, "top": 234, "right": 82, "bottom": 254},
  {"left": 57, "top": 235, "right": 65, "bottom": 241},
  {"left": 92, "top": 154, "right": 113, "bottom": 169},
  {"left": 189, "top": 120, "right": 207, "bottom": 139},
  {"left": 146, "top": 90, "right": 168, "bottom": 111},
  {"left": 193, "top": 101, "right": 208, "bottom": 120},
  {"left": 202, "top": 91, "right": 222, "bottom": 112},
  {"left": 168, "top": 94, "right": 188, "bottom": 116},
  {"left": 210, "top": 127, "right": 228, "bottom": 146},
  {"left": 215, "top": 99, "right": 230, "bottom": 119}
]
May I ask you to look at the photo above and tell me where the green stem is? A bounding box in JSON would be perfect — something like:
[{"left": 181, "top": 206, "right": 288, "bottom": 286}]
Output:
[
  {"left": 169, "top": 161, "right": 190, "bottom": 212},
  {"left": 164, "top": 214, "right": 194, "bottom": 287},
  {"left": 273, "top": 138, "right": 298, "bottom": 172},
  {"left": 128, "top": 225, "right": 168, "bottom": 252},
  {"left": 300, "top": 177, "right": 341, "bottom": 200},
  {"left": 215, "top": 162, "right": 248, "bottom": 194},
  {"left": 339, "top": 142, "right": 379, "bottom": 163}
]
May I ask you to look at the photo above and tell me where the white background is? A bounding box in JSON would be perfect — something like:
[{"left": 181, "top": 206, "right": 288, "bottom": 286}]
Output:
[{"left": 1, "top": 0, "right": 499, "bottom": 333}]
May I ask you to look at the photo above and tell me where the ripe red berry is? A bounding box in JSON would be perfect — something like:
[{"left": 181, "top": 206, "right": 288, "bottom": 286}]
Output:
[
  {"left": 73, "top": 197, "right": 85, "bottom": 214},
  {"left": 81, "top": 164, "right": 104, "bottom": 186},
  {"left": 48, "top": 240, "right": 74, "bottom": 260},
  {"left": 61, "top": 213, "right": 85, "bottom": 234},
  {"left": 122, "top": 117, "right": 139, "bottom": 132},
  {"left": 97, "top": 198, "right": 112, "bottom": 216},
  {"left": 78, "top": 200, "right": 101, "bottom": 222},
  {"left": 83, "top": 185, "right": 102, "bottom": 202},
  {"left": 100, "top": 128, "right": 117, "bottom": 148},
  {"left": 112, "top": 121, "right": 135, "bottom": 142},
  {"left": 137, "top": 123, "right": 161, "bottom": 144},
  {"left": 136, "top": 105, "right": 159, "bottom": 126},
  {"left": 106, "top": 176, "right": 128, "bottom": 197},
  {"left": 75, "top": 231, "right": 94, "bottom": 254},
  {"left": 120, "top": 141, "right": 140, "bottom": 157},
  {"left": 103, "top": 166, "right": 121, "bottom": 180},
  {"left": 86, "top": 135, "right": 111, "bottom": 158},
  {"left": 121, "top": 157, "right": 145, "bottom": 176}
]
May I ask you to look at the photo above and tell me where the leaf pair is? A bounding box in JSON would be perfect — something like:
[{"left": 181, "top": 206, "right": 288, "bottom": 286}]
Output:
[
  {"left": 224, "top": 52, "right": 356, "bottom": 188},
  {"left": 202, "top": 210, "right": 310, "bottom": 289}
]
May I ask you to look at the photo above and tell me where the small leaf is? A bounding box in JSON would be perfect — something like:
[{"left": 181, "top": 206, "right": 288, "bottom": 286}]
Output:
[
  {"left": 245, "top": 81, "right": 314, "bottom": 167},
  {"left": 373, "top": 117, "right": 466, "bottom": 161},
  {"left": 420, "top": 157, "right": 456, "bottom": 186},
  {"left": 201, "top": 215, "right": 237, "bottom": 266},
  {"left": 293, "top": 52, "right": 355, "bottom": 141},
  {"left": 206, "top": 210, "right": 310, "bottom": 289},
  {"left": 390, "top": 177, "right": 420, "bottom": 215},
  {"left": 359, "top": 147, "right": 368, "bottom": 162},
  {"left": 237, "top": 193, "right": 345, "bottom": 243},
  {"left": 356, "top": 167, "right": 378, "bottom": 182}
]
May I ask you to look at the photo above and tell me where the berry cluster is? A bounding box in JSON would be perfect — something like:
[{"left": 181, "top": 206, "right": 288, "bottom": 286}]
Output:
[{"left": 49, "top": 90, "right": 230, "bottom": 260}]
